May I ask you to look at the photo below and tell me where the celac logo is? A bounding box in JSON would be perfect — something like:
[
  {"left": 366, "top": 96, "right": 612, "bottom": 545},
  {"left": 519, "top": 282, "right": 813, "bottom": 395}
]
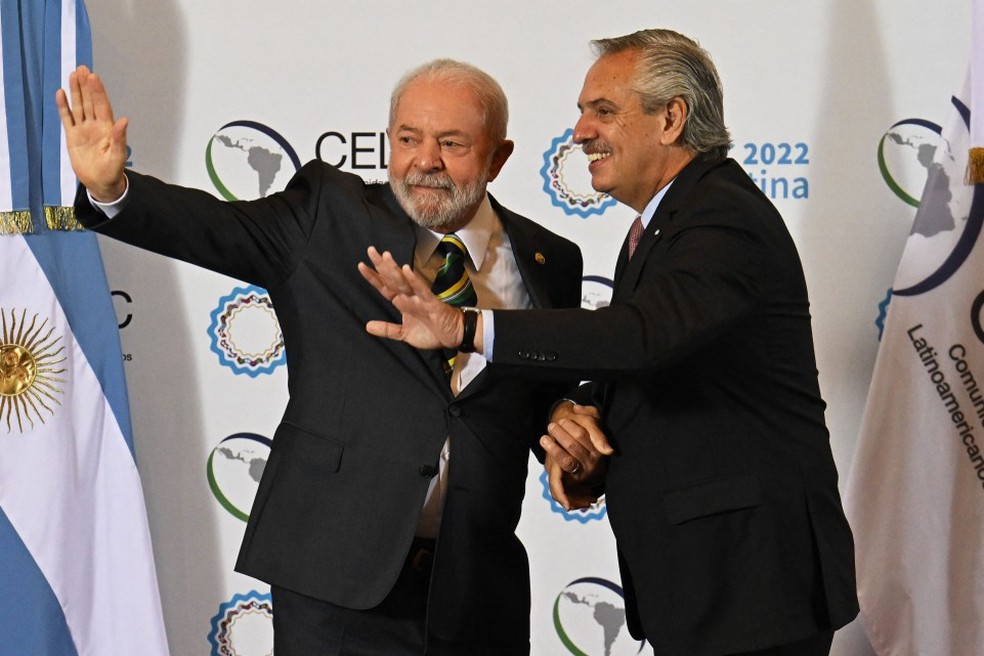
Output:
[
  {"left": 539, "top": 470, "right": 607, "bottom": 523},
  {"left": 553, "top": 577, "right": 647, "bottom": 656},
  {"left": 542, "top": 129, "right": 617, "bottom": 217},
  {"left": 884, "top": 98, "right": 984, "bottom": 298},
  {"left": 877, "top": 118, "right": 943, "bottom": 208},
  {"left": 205, "top": 120, "right": 301, "bottom": 200},
  {"left": 206, "top": 432, "right": 271, "bottom": 521},
  {"left": 207, "top": 285, "right": 286, "bottom": 377},
  {"left": 207, "top": 590, "right": 273, "bottom": 656},
  {"left": 873, "top": 98, "right": 984, "bottom": 340}
]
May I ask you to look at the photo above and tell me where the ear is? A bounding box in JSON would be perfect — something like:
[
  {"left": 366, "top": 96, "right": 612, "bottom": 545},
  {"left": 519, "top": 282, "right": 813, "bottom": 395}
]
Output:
[
  {"left": 486, "top": 139, "right": 515, "bottom": 182},
  {"left": 660, "top": 97, "right": 688, "bottom": 146}
]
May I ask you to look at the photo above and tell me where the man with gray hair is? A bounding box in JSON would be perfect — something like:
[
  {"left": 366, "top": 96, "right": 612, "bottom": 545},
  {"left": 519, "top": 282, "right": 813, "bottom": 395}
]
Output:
[
  {"left": 57, "top": 58, "right": 584, "bottom": 654},
  {"left": 362, "top": 28, "right": 860, "bottom": 656}
]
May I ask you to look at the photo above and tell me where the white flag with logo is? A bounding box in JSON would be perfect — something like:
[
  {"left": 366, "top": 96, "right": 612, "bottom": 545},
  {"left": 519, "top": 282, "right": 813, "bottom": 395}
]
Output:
[
  {"left": 0, "top": 0, "right": 169, "bottom": 653},
  {"left": 846, "top": 46, "right": 984, "bottom": 656}
]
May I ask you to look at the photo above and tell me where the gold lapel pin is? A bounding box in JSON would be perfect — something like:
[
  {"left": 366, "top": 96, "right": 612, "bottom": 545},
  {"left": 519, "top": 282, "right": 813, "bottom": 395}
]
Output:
[{"left": 535, "top": 252, "right": 546, "bottom": 265}]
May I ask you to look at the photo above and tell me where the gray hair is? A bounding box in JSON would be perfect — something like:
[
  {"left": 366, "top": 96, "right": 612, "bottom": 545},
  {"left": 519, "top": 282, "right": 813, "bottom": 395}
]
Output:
[
  {"left": 591, "top": 29, "right": 732, "bottom": 162},
  {"left": 389, "top": 59, "right": 509, "bottom": 144}
]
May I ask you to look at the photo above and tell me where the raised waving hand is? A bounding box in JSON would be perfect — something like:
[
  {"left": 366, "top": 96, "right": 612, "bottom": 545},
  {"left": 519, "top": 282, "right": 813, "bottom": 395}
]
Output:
[{"left": 55, "top": 65, "right": 128, "bottom": 201}]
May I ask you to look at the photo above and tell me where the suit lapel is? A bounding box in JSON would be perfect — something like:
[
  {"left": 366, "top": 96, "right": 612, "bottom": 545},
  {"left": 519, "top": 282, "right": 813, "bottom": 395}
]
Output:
[
  {"left": 492, "top": 196, "right": 555, "bottom": 310},
  {"left": 612, "top": 157, "right": 720, "bottom": 302},
  {"left": 370, "top": 184, "right": 453, "bottom": 397},
  {"left": 371, "top": 184, "right": 417, "bottom": 267}
]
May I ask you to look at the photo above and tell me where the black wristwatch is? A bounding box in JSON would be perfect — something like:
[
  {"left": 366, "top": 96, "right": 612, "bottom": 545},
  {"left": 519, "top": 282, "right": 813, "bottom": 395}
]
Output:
[{"left": 458, "top": 307, "right": 480, "bottom": 353}]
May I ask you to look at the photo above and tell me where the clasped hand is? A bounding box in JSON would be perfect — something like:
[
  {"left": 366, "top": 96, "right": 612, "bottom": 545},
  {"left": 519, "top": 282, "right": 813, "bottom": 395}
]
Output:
[{"left": 542, "top": 402, "right": 613, "bottom": 511}]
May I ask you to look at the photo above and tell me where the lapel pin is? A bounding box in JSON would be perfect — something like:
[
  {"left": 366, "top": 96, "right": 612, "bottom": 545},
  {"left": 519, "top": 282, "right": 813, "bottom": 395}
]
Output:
[{"left": 535, "top": 252, "right": 546, "bottom": 265}]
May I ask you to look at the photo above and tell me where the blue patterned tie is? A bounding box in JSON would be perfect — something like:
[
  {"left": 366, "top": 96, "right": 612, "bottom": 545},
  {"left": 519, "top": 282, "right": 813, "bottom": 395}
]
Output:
[{"left": 430, "top": 234, "right": 478, "bottom": 376}]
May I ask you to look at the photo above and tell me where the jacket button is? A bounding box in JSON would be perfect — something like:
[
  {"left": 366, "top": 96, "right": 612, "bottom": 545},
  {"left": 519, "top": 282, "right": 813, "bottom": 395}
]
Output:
[
  {"left": 419, "top": 464, "right": 438, "bottom": 478},
  {"left": 518, "top": 350, "right": 530, "bottom": 359},
  {"left": 449, "top": 405, "right": 461, "bottom": 417}
]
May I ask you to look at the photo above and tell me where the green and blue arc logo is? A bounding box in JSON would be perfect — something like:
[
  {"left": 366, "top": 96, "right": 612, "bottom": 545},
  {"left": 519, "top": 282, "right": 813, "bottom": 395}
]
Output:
[
  {"left": 205, "top": 120, "right": 301, "bottom": 201},
  {"left": 553, "top": 577, "right": 647, "bottom": 655}
]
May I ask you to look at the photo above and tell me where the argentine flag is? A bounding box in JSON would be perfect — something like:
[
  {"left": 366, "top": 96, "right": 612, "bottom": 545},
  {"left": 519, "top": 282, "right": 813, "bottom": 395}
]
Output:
[{"left": 0, "top": 0, "right": 168, "bottom": 653}]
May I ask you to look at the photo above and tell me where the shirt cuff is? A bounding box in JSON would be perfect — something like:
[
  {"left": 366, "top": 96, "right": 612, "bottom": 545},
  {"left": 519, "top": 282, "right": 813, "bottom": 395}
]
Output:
[
  {"left": 86, "top": 174, "right": 129, "bottom": 218},
  {"left": 481, "top": 309, "right": 494, "bottom": 361}
]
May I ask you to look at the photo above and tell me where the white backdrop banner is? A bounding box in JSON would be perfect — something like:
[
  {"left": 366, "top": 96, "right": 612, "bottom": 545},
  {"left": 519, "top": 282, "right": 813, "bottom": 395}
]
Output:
[{"left": 78, "top": 2, "right": 970, "bottom": 655}]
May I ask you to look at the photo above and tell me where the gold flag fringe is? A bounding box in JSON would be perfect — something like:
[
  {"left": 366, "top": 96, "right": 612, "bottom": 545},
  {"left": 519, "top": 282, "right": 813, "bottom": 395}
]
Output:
[
  {"left": 967, "top": 147, "right": 984, "bottom": 185},
  {"left": 0, "top": 210, "right": 35, "bottom": 235},
  {"left": 44, "top": 206, "right": 84, "bottom": 231}
]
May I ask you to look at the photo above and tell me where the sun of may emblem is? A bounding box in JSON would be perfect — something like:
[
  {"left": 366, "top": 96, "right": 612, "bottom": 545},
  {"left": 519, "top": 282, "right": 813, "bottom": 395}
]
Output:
[{"left": 0, "top": 309, "right": 66, "bottom": 433}]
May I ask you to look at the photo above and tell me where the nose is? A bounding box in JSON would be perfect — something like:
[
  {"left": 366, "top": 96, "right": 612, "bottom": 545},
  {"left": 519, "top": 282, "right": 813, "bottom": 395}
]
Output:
[
  {"left": 572, "top": 113, "right": 595, "bottom": 145},
  {"left": 415, "top": 140, "right": 444, "bottom": 172}
]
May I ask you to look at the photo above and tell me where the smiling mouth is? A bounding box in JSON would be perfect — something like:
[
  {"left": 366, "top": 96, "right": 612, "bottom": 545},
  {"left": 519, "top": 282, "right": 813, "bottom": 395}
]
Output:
[{"left": 586, "top": 152, "right": 611, "bottom": 163}]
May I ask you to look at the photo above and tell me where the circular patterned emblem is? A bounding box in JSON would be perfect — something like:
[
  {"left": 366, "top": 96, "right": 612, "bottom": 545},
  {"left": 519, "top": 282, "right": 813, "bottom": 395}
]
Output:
[
  {"left": 541, "top": 129, "right": 617, "bottom": 218},
  {"left": 207, "top": 285, "right": 286, "bottom": 377},
  {"left": 0, "top": 309, "right": 65, "bottom": 433},
  {"left": 552, "top": 577, "right": 647, "bottom": 655},
  {"left": 207, "top": 590, "right": 273, "bottom": 656}
]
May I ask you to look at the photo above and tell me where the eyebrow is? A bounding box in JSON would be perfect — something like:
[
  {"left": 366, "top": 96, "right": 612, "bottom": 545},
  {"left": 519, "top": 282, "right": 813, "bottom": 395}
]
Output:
[
  {"left": 394, "top": 125, "right": 470, "bottom": 140},
  {"left": 577, "top": 98, "right": 616, "bottom": 111}
]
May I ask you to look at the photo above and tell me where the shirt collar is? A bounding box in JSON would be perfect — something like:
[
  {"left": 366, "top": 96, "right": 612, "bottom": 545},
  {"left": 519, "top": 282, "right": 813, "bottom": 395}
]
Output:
[
  {"left": 639, "top": 179, "right": 675, "bottom": 229},
  {"left": 414, "top": 194, "right": 495, "bottom": 270}
]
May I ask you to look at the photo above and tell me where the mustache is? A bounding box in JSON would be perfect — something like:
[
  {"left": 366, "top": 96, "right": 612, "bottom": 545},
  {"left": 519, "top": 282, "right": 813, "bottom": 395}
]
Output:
[
  {"left": 403, "top": 170, "right": 455, "bottom": 190},
  {"left": 580, "top": 140, "right": 612, "bottom": 155}
]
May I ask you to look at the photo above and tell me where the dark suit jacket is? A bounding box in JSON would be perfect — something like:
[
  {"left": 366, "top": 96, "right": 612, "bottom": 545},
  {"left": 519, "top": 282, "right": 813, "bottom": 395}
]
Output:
[
  {"left": 491, "top": 157, "right": 859, "bottom": 656},
  {"left": 74, "top": 161, "right": 583, "bottom": 645}
]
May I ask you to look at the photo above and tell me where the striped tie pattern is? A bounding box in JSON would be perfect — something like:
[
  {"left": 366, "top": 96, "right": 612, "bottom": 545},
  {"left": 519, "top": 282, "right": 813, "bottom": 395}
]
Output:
[
  {"left": 430, "top": 233, "right": 477, "bottom": 375},
  {"left": 627, "top": 215, "right": 645, "bottom": 259}
]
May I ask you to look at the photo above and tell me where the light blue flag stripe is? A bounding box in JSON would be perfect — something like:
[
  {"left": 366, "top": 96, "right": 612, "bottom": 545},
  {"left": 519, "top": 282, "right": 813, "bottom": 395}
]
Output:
[
  {"left": 0, "top": 509, "right": 78, "bottom": 656},
  {"left": 0, "top": 0, "right": 32, "bottom": 214}
]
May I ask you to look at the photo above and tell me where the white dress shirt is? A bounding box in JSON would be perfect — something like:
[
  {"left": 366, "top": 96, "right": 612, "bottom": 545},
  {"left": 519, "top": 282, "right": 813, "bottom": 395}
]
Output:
[{"left": 411, "top": 194, "right": 532, "bottom": 538}]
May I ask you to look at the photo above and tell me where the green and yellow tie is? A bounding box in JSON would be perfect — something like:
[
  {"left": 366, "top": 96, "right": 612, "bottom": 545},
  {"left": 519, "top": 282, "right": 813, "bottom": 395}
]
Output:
[{"left": 430, "top": 234, "right": 478, "bottom": 376}]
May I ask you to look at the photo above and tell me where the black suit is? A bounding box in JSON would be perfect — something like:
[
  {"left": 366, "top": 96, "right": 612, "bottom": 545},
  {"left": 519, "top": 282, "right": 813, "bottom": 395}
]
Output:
[
  {"left": 74, "top": 161, "right": 583, "bottom": 647},
  {"left": 491, "top": 157, "right": 859, "bottom": 656}
]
